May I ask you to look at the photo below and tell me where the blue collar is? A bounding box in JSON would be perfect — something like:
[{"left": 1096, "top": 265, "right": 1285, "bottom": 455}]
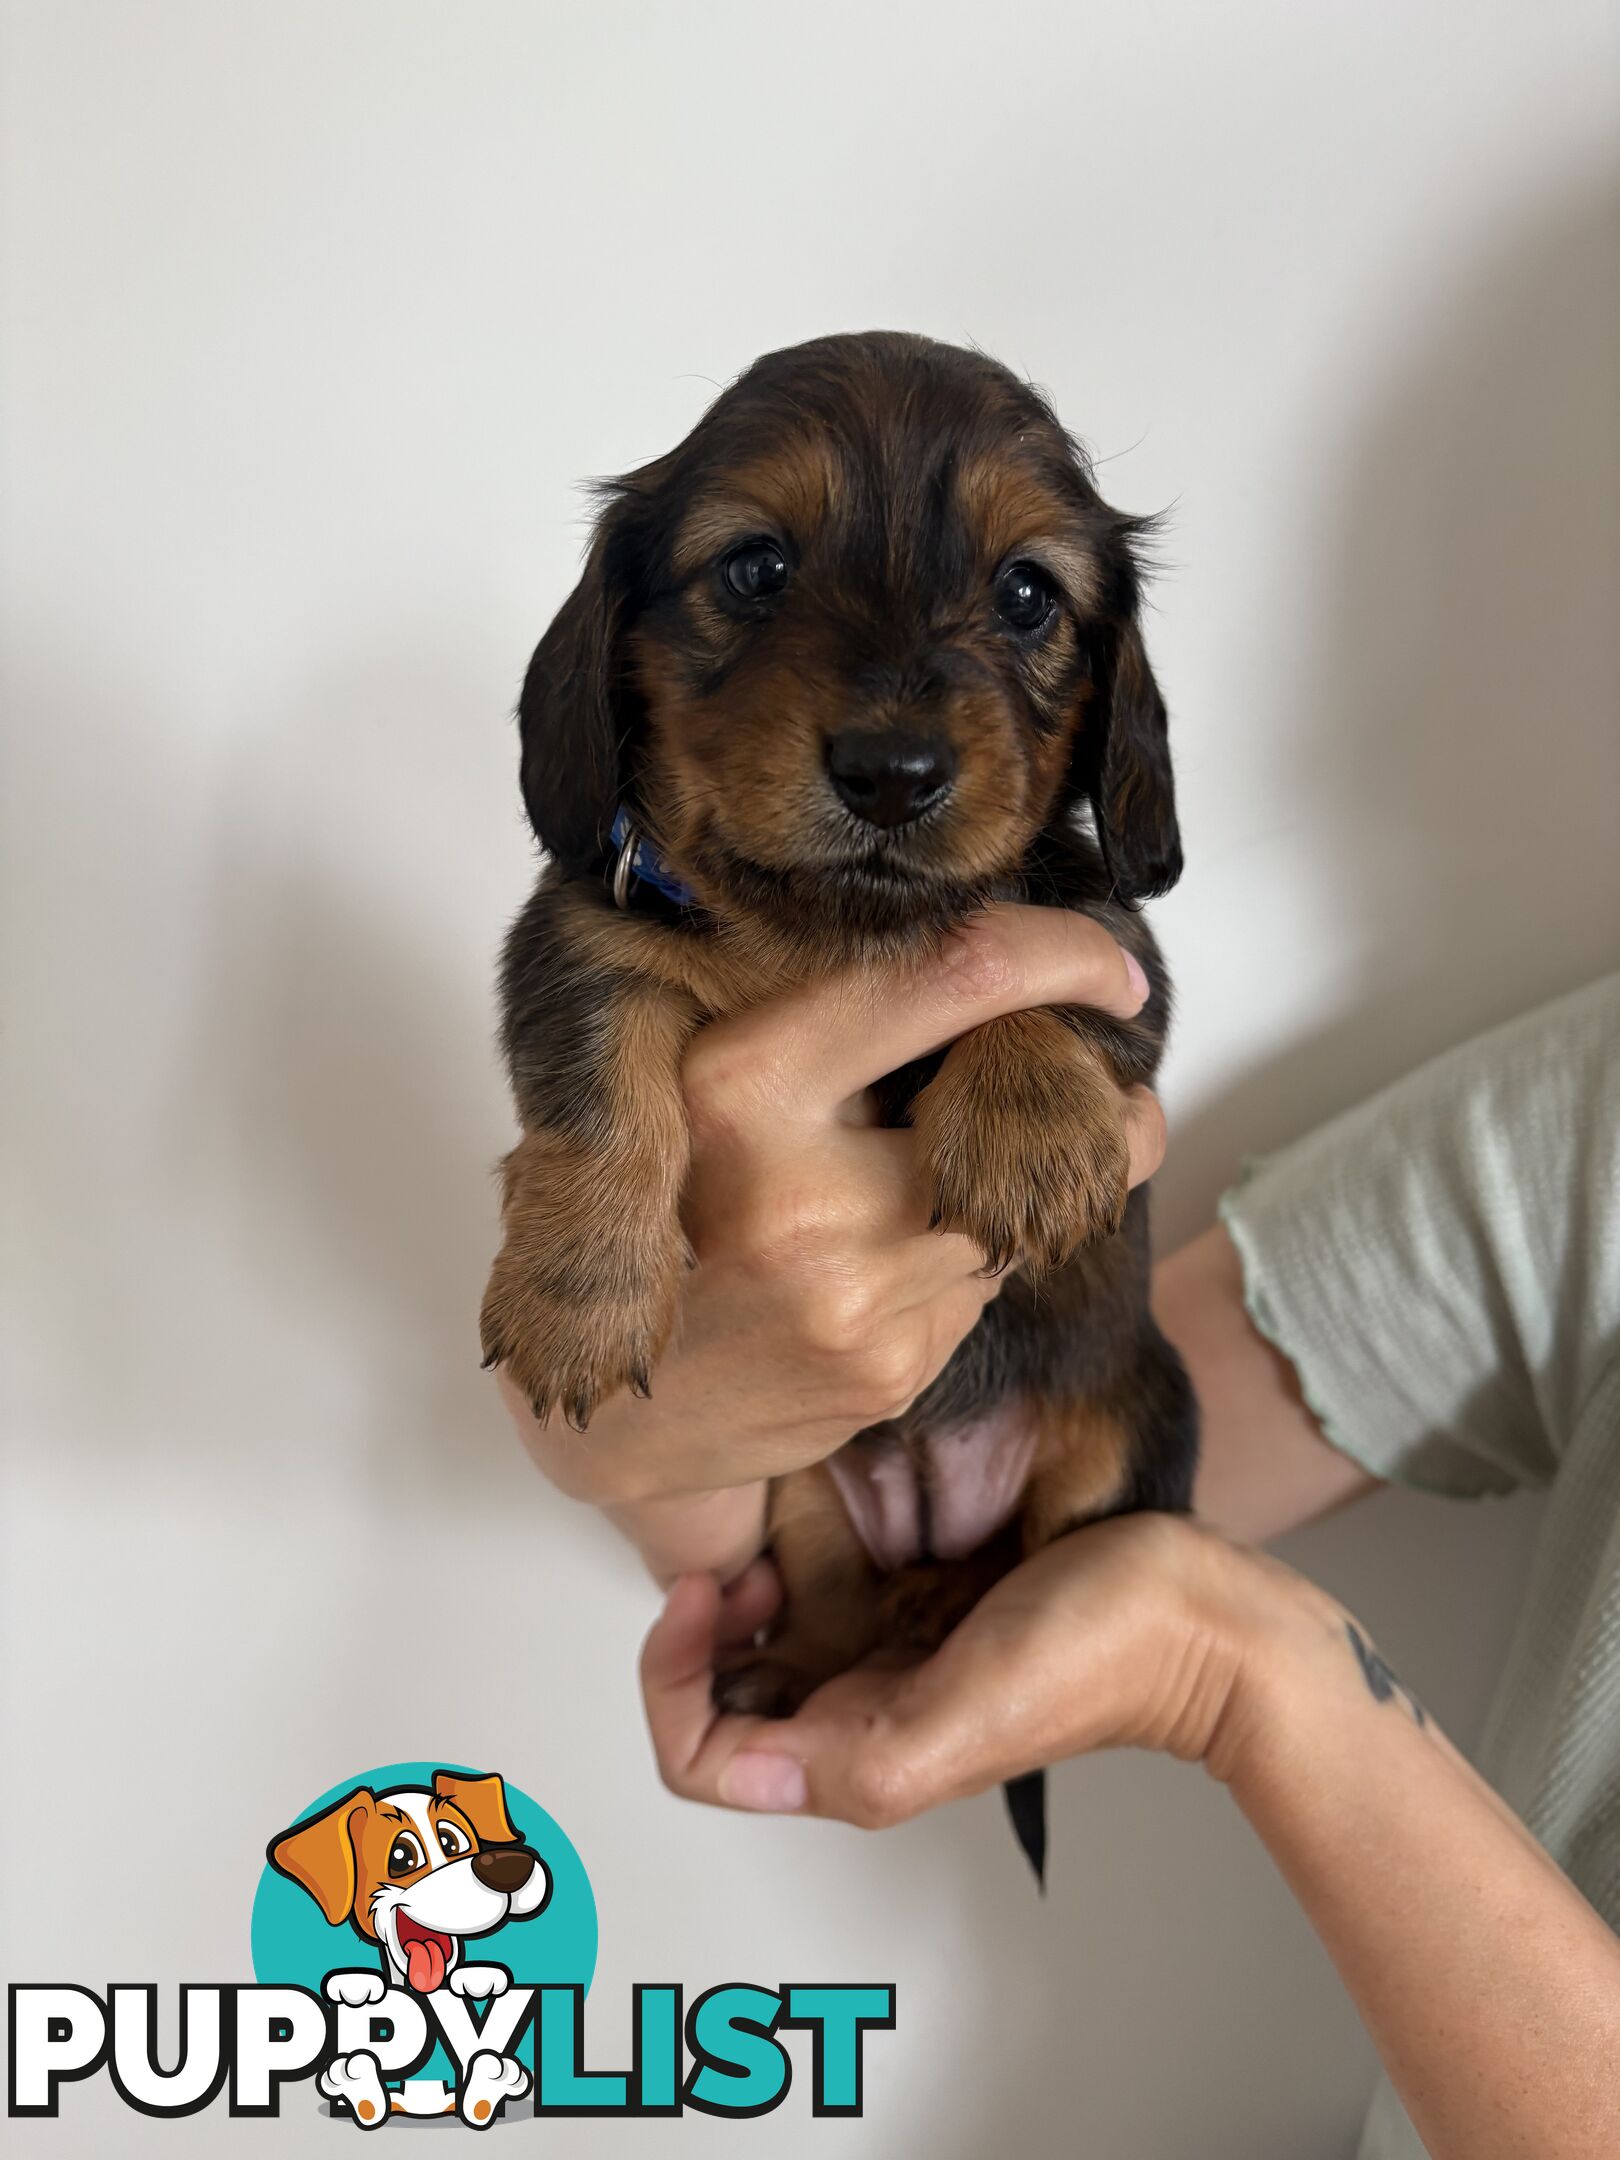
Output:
[{"left": 609, "top": 808, "right": 696, "bottom": 910}]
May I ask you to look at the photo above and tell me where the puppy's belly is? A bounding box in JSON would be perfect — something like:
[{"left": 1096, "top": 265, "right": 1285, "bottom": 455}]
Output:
[{"left": 824, "top": 1407, "right": 1035, "bottom": 1571}]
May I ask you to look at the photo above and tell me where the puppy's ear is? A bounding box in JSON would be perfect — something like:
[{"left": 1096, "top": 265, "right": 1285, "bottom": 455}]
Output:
[
  {"left": 518, "top": 490, "right": 645, "bottom": 874},
  {"left": 1076, "top": 573, "right": 1183, "bottom": 904},
  {"left": 433, "top": 1769, "right": 519, "bottom": 1846},
  {"left": 267, "top": 1789, "right": 375, "bottom": 1926}
]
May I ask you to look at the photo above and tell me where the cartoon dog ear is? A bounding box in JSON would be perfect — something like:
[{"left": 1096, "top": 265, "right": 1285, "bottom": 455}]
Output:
[
  {"left": 1075, "top": 602, "right": 1183, "bottom": 906},
  {"left": 433, "top": 1770, "right": 519, "bottom": 1846},
  {"left": 267, "top": 1789, "right": 376, "bottom": 1926},
  {"left": 518, "top": 485, "right": 650, "bottom": 877}
]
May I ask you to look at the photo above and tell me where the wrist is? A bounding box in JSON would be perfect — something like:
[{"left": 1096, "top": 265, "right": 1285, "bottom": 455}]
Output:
[
  {"left": 1193, "top": 1538, "right": 1353, "bottom": 1787},
  {"left": 606, "top": 1481, "right": 769, "bottom": 1586},
  {"left": 502, "top": 1366, "right": 749, "bottom": 1508}
]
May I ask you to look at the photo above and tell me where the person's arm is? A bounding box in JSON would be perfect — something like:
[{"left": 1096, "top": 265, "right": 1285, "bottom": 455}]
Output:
[
  {"left": 641, "top": 1520, "right": 1620, "bottom": 2160},
  {"left": 1227, "top": 1604, "right": 1620, "bottom": 2158},
  {"left": 1156, "top": 1224, "right": 1378, "bottom": 1542},
  {"left": 499, "top": 904, "right": 1165, "bottom": 1583}
]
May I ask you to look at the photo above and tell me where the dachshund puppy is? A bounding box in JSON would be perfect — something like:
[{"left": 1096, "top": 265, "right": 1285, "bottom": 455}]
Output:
[{"left": 483, "top": 330, "right": 1197, "bottom": 1757}]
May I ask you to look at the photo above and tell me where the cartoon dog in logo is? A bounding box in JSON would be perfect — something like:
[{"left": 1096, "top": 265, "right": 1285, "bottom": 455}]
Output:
[{"left": 268, "top": 1768, "right": 551, "bottom": 2127}]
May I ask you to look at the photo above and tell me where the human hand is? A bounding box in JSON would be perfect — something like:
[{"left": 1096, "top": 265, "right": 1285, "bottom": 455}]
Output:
[
  {"left": 640, "top": 1511, "right": 1620, "bottom": 2160},
  {"left": 639, "top": 1515, "right": 1342, "bottom": 1820},
  {"left": 501, "top": 905, "right": 1164, "bottom": 1558}
]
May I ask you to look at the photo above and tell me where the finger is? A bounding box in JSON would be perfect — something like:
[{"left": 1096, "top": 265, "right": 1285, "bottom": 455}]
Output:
[
  {"left": 716, "top": 1558, "right": 783, "bottom": 1646},
  {"left": 687, "top": 1126, "right": 985, "bottom": 1281},
  {"left": 704, "top": 1668, "right": 901, "bottom": 1813},
  {"left": 683, "top": 904, "right": 1150, "bottom": 1131},
  {"left": 704, "top": 1665, "right": 940, "bottom": 1825},
  {"left": 641, "top": 1573, "right": 722, "bottom": 1696},
  {"left": 642, "top": 1574, "right": 800, "bottom": 1807},
  {"left": 640, "top": 1575, "right": 739, "bottom": 1789},
  {"left": 1121, "top": 1086, "right": 1167, "bottom": 1190}
]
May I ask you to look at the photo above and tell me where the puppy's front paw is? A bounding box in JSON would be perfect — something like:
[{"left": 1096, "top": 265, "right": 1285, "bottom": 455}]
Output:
[
  {"left": 914, "top": 1030, "right": 1130, "bottom": 1275},
  {"left": 479, "top": 1155, "right": 686, "bottom": 1428}
]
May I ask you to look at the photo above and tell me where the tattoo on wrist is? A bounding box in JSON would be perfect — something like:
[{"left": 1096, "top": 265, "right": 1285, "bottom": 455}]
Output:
[{"left": 1345, "top": 1621, "right": 1427, "bottom": 1728}]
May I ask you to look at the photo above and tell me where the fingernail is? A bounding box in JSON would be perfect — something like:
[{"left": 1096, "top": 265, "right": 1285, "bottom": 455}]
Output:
[
  {"left": 719, "top": 1752, "right": 808, "bottom": 1813},
  {"left": 1123, "top": 950, "right": 1149, "bottom": 1005}
]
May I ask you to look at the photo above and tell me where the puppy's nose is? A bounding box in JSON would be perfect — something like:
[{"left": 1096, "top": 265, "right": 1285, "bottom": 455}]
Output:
[
  {"left": 826, "top": 728, "right": 956, "bottom": 829},
  {"left": 471, "top": 1846, "right": 537, "bottom": 1894}
]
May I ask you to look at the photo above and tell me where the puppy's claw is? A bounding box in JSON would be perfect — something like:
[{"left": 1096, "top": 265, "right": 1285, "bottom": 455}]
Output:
[
  {"left": 563, "top": 1388, "right": 594, "bottom": 1433},
  {"left": 930, "top": 1206, "right": 1012, "bottom": 1275},
  {"left": 480, "top": 1199, "right": 682, "bottom": 1436}
]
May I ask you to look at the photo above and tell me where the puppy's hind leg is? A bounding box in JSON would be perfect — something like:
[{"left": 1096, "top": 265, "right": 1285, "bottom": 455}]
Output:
[
  {"left": 459, "top": 2051, "right": 530, "bottom": 2128},
  {"left": 872, "top": 1525, "right": 1022, "bottom": 1657},
  {"left": 1008, "top": 1349, "right": 1196, "bottom": 1889},
  {"left": 318, "top": 2050, "right": 389, "bottom": 2129},
  {"left": 1019, "top": 1335, "right": 1200, "bottom": 1558},
  {"left": 712, "top": 1463, "right": 885, "bottom": 1718}
]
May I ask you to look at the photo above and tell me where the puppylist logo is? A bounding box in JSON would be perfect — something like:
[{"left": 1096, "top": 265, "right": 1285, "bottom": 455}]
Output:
[{"left": 7, "top": 1759, "right": 894, "bottom": 2130}]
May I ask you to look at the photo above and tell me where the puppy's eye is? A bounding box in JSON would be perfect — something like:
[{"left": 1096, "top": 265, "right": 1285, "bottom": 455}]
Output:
[
  {"left": 720, "top": 538, "right": 789, "bottom": 602},
  {"left": 994, "top": 560, "right": 1058, "bottom": 634},
  {"left": 437, "top": 1823, "right": 471, "bottom": 1858},
  {"left": 387, "top": 1833, "right": 426, "bottom": 1878}
]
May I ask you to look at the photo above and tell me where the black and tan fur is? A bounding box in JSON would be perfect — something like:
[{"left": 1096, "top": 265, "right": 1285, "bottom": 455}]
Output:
[{"left": 484, "top": 331, "right": 1197, "bottom": 1725}]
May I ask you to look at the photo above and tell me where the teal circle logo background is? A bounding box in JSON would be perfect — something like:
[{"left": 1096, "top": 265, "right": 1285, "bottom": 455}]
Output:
[{"left": 250, "top": 1760, "right": 596, "bottom": 2079}]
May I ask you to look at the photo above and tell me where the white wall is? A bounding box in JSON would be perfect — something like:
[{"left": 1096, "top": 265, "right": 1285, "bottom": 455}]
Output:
[{"left": 3, "top": 3, "right": 1616, "bottom": 2152}]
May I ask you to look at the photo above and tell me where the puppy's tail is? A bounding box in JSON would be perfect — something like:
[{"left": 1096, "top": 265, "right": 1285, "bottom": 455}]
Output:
[{"left": 1003, "top": 1770, "right": 1047, "bottom": 1891}]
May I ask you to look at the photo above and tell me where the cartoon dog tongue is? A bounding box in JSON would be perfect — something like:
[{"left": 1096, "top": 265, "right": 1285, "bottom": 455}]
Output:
[{"left": 404, "top": 1933, "right": 448, "bottom": 1993}]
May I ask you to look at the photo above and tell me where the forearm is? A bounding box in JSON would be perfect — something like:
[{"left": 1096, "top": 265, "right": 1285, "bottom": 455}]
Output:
[{"left": 1217, "top": 1587, "right": 1620, "bottom": 2159}]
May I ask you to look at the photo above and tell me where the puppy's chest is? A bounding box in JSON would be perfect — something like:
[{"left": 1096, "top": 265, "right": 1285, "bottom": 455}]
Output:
[{"left": 825, "top": 1407, "right": 1036, "bottom": 1571}]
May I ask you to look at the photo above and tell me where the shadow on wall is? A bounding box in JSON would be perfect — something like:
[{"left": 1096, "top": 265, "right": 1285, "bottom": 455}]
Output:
[
  {"left": 1161, "top": 159, "right": 1620, "bottom": 1247},
  {"left": 150, "top": 642, "right": 542, "bottom": 1513},
  {"left": 927, "top": 164, "right": 1617, "bottom": 2160}
]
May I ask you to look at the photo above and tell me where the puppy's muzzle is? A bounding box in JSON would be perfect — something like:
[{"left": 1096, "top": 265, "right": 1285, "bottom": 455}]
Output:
[
  {"left": 826, "top": 727, "right": 956, "bottom": 829},
  {"left": 471, "top": 1845, "right": 541, "bottom": 1895}
]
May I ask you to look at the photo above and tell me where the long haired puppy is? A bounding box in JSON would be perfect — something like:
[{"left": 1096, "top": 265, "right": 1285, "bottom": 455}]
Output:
[{"left": 484, "top": 333, "right": 1197, "bottom": 1864}]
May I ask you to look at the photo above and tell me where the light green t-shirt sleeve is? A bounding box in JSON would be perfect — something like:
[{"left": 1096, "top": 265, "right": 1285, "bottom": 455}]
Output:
[{"left": 1217, "top": 974, "right": 1620, "bottom": 1501}]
